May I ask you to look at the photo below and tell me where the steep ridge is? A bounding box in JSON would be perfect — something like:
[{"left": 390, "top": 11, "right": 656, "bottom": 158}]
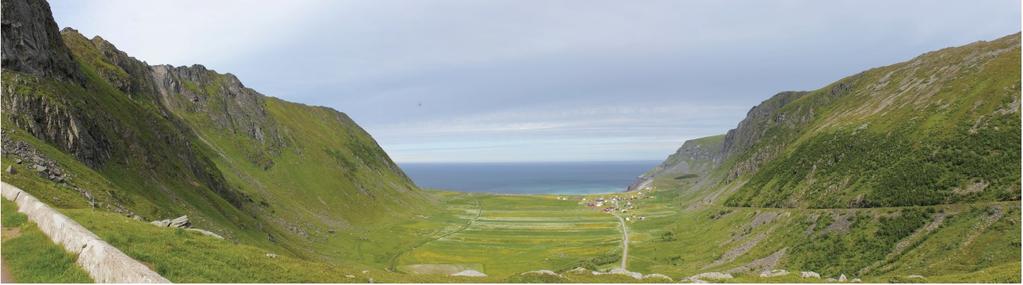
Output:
[
  {"left": 628, "top": 33, "right": 1020, "bottom": 281},
  {"left": 1, "top": 0, "right": 426, "bottom": 261},
  {"left": 629, "top": 134, "right": 724, "bottom": 191},
  {"left": 643, "top": 33, "right": 1020, "bottom": 209}
]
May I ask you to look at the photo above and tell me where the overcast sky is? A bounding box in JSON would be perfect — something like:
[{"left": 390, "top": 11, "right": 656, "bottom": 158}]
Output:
[{"left": 50, "top": 0, "right": 1020, "bottom": 162}]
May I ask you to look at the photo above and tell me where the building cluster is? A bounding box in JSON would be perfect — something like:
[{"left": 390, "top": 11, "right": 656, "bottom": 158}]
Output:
[{"left": 579, "top": 191, "right": 652, "bottom": 222}]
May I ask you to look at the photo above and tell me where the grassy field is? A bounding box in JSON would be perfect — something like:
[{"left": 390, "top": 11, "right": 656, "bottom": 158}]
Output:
[
  {"left": 398, "top": 192, "right": 623, "bottom": 278},
  {"left": 616, "top": 176, "right": 1021, "bottom": 282},
  {"left": 1, "top": 199, "right": 92, "bottom": 283}
]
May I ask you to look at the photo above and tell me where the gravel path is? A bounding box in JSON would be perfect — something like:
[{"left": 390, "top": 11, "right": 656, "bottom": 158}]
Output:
[
  {"left": 1, "top": 258, "right": 13, "bottom": 283},
  {"left": 614, "top": 214, "right": 629, "bottom": 270}
]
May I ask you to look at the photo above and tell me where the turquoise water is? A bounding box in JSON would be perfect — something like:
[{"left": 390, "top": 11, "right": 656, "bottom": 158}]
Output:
[{"left": 398, "top": 161, "right": 658, "bottom": 195}]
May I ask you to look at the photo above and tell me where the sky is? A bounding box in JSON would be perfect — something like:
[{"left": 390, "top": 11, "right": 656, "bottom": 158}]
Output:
[{"left": 50, "top": 0, "right": 1020, "bottom": 163}]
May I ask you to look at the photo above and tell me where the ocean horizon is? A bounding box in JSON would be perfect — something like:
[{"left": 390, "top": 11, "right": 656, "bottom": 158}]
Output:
[{"left": 398, "top": 161, "right": 660, "bottom": 195}]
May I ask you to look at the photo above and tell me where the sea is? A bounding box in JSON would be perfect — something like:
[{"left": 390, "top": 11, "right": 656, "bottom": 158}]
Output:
[{"left": 398, "top": 161, "right": 660, "bottom": 195}]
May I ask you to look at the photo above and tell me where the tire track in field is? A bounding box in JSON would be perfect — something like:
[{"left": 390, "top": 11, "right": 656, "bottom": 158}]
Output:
[{"left": 388, "top": 199, "right": 482, "bottom": 272}]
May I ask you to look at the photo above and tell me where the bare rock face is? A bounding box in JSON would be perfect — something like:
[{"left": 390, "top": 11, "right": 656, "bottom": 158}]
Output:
[
  {"left": 1, "top": 0, "right": 83, "bottom": 83},
  {"left": 1, "top": 0, "right": 112, "bottom": 167},
  {"left": 1, "top": 88, "right": 113, "bottom": 167}
]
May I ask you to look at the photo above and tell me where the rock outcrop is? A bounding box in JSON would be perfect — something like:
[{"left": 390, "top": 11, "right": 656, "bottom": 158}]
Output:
[
  {"left": 1, "top": 0, "right": 82, "bottom": 82},
  {"left": 149, "top": 215, "right": 223, "bottom": 239}
]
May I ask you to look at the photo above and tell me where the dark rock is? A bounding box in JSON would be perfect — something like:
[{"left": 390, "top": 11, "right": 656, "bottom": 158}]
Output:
[
  {"left": 1, "top": 0, "right": 83, "bottom": 83},
  {"left": 5, "top": 165, "right": 15, "bottom": 174}
]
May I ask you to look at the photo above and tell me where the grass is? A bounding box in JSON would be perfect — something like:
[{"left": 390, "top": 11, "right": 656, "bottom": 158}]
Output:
[
  {"left": 722, "top": 33, "right": 1021, "bottom": 209},
  {"left": 398, "top": 192, "right": 622, "bottom": 278},
  {"left": 1, "top": 199, "right": 92, "bottom": 283},
  {"left": 1, "top": 14, "right": 1019, "bottom": 284}
]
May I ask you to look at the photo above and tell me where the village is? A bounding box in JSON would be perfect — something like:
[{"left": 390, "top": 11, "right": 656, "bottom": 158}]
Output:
[{"left": 558, "top": 188, "right": 657, "bottom": 223}]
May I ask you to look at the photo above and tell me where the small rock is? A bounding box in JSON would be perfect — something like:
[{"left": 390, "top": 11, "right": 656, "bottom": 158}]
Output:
[
  {"left": 344, "top": 275, "right": 355, "bottom": 278},
  {"left": 5, "top": 166, "right": 15, "bottom": 174},
  {"left": 450, "top": 270, "right": 487, "bottom": 277},
  {"left": 362, "top": 270, "right": 369, "bottom": 274},
  {"left": 825, "top": 277, "right": 837, "bottom": 282},
  {"left": 609, "top": 268, "right": 643, "bottom": 279},
  {"left": 839, "top": 274, "right": 848, "bottom": 282},
  {"left": 15, "top": 158, "right": 23, "bottom": 164},
  {"left": 801, "top": 271, "right": 822, "bottom": 279},
  {"left": 266, "top": 253, "right": 278, "bottom": 258},
  {"left": 169, "top": 215, "right": 190, "bottom": 228},
  {"left": 851, "top": 278, "right": 862, "bottom": 283},
  {"left": 906, "top": 274, "right": 925, "bottom": 279},
  {"left": 32, "top": 165, "right": 47, "bottom": 172},
  {"left": 150, "top": 219, "right": 172, "bottom": 227},
  {"left": 760, "top": 269, "right": 789, "bottom": 278}
]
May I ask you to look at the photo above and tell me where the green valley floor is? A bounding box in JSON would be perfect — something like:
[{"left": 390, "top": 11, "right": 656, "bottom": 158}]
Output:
[{"left": 3, "top": 179, "right": 1019, "bottom": 283}]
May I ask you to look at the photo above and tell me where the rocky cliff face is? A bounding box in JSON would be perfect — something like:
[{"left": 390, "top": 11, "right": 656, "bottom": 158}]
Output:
[
  {"left": 0, "top": 1, "right": 110, "bottom": 167},
  {"left": 0, "top": 0, "right": 81, "bottom": 83},
  {"left": 629, "top": 134, "right": 725, "bottom": 191},
  {"left": 150, "top": 64, "right": 288, "bottom": 152}
]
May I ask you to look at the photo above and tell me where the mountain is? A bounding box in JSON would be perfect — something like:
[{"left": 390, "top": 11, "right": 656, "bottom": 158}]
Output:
[
  {"left": 1, "top": 0, "right": 426, "bottom": 259},
  {"left": 641, "top": 33, "right": 1020, "bottom": 209},
  {"left": 624, "top": 33, "right": 1020, "bottom": 281}
]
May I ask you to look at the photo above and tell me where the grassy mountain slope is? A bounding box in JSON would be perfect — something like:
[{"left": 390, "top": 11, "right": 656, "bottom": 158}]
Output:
[
  {"left": 1, "top": 0, "right": 427, "bottom": 264},
  {"left": 723, "top": 34, "right": 1021, "bottom": 208},
  {"left": 630, "top": 32, "right": 1021, "bottom": 281}
]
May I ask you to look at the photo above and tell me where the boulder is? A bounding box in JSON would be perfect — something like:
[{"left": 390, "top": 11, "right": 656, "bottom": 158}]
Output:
[
  {"left": 800, "top": 271, "right": 821, "bottom": 279},
  {"left": 609, "top": 268, "right": 643, "bottom": 279},
  {"left": 32, "top": 164, "right": 47, "bottom": 172},
  {"left": 851, "top": 278, "right": 862, "bottom": 283},
  {"left": 759, "top": 269, "right": 789, "bottom": 278},
  {"left": 5, "top": 166, "right": 15, "bottom": 174},
  {"left": 450, "top": 270, "right": 487, "bottom": 277},
  {"left": 169, "top": 215, "right": 190, "bottom": 228},
  {"left": 839, "top": 274, "right": 848, "bottom": 282},
  {"left": 906, "top": 275, "right": 924, "bottom": 279},
  {"left": 150, "top": 219, "right": 171, "bottom": 227}
]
